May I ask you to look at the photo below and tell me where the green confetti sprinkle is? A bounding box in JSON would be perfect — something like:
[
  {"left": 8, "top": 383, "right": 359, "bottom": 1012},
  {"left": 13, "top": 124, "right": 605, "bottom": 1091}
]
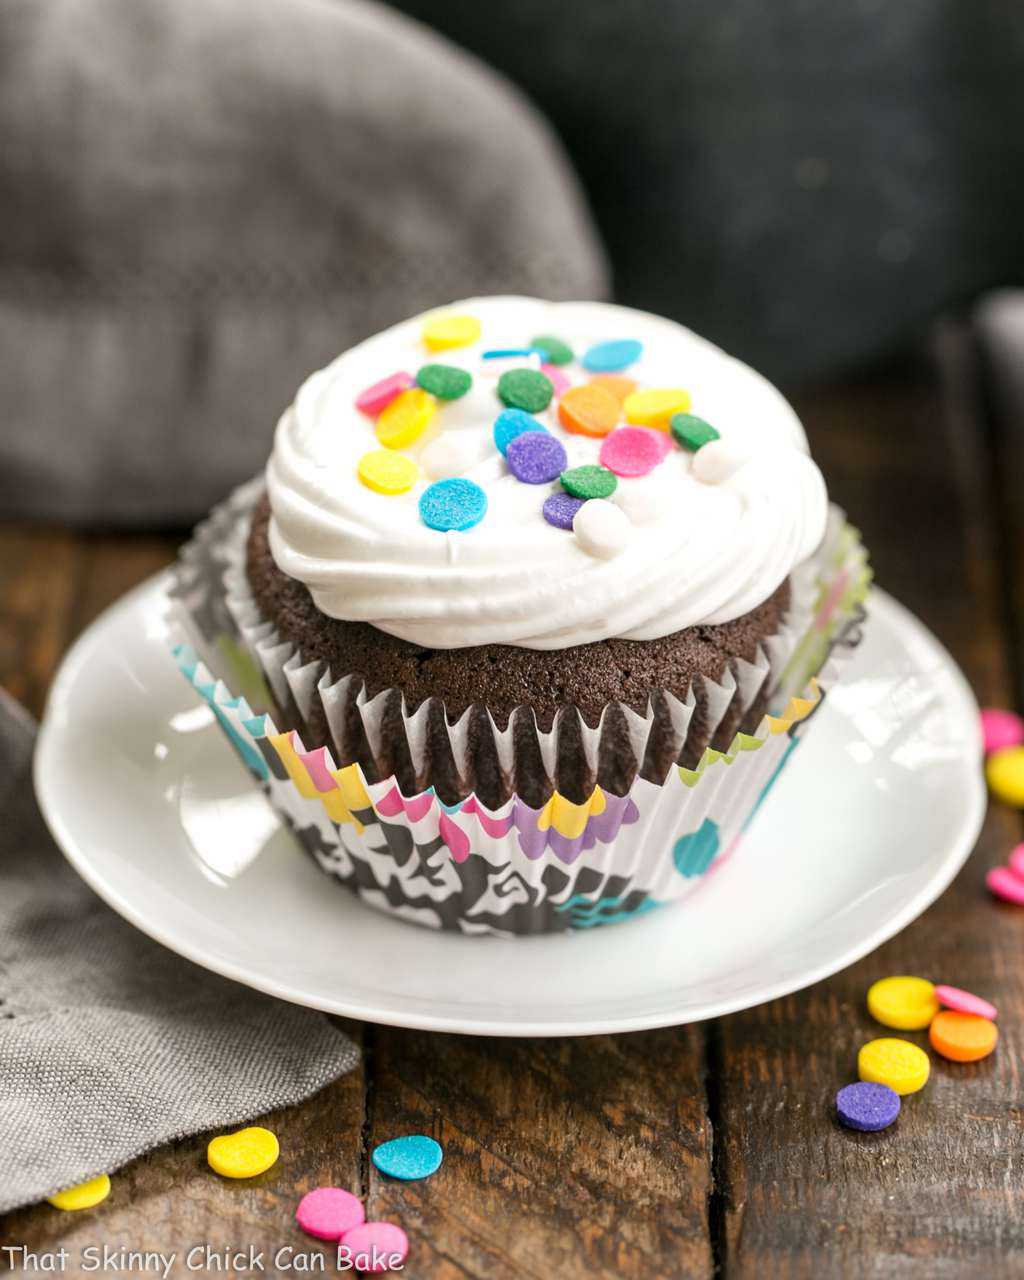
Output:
[
  {"left": 560, "top": 463, "right": 618, "bottom": 500},
  {"left": 416, "top": 363, "right": 473, "bottom": 400},
  {"left": 531, "top": 334, "right": 574, "bottom": 366},
  {"left": 497, "top": 368, "right": 553, "bottom": 413},
  {"left": 670, "top": 412, "right": 720, "bottom": 451}
]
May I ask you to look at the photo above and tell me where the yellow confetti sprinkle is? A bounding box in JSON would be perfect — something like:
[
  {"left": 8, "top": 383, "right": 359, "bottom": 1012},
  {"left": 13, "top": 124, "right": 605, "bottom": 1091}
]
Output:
[
  {"left": 857, "top": 1038, "right": 930, "bottom": 1095},
  {"left": 207, "top": 1126, "right": 280, "bottom": 1179},
  {"left": 358, "top": 448, "right": 419, "bottom": 495},
  {"left": 47, "top": 1174, "right": 111, "bottom": 1211},
  {"left": 623, "top": 387, "right": 692, "bottom": 429},
  {"left": 986, "top": 746, "right": 1024, "bottom": 806},
  {"left": 375, "top": 388, "right": 436, "bottom": 449},
  {"left": 867, "top": 976, "right": 939, "bottom": 1030},
  {"left": 421, "top": 312, "right": 481, "bottom": 351}
]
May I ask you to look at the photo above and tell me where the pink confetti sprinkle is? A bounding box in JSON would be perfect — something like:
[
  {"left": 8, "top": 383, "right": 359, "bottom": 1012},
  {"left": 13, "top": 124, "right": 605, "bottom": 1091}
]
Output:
[
  {"left": 296, "top": 1188, "right": 365, "bottom": 1241},
  {"left": 1009, "top": 842, "right": 1024, "bottom": 881},
  {"left": 986, "top": 865, "right": 1024, "bottom": 905},
  {"left": 934, "top": 984, "right": 997, "bottom": 1022},
  {"left": 338, "top": 1222, "right": 409, "bottom": 1275},
  {"left": 980, "top": 707, "right": 1024, "bottom": 755},
  {"left": 541, "top": 363, "right": 571, "bottom": 396},
  {"left": 356, "top": 372, "right": 413, "bottom": 417},
  {"left": 599, "top": 426, "right": 672, "bottom": 478}
]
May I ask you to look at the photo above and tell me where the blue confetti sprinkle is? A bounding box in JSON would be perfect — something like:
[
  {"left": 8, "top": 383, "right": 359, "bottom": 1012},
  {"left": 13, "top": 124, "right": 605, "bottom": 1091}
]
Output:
[
  {"left": 493, "top": 408, "right": 548, "bottom": 457},
  {"left": 482, "top": 347, "right": 536, "bottom": 360},
  {"left": 581, "top": 339, "right": 643, "bottom": 373},
  {"left": 372, "top": 1135, "right": 443, "bottom": 1181},
  {"left": 419, "top": 478, "right": 487, "bottom": 532}
]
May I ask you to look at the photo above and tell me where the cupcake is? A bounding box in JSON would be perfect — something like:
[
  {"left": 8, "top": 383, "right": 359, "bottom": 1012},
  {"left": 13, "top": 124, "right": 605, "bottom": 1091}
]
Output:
[{"left": 171, "top": 297, "right": 869, "bottom": 935}]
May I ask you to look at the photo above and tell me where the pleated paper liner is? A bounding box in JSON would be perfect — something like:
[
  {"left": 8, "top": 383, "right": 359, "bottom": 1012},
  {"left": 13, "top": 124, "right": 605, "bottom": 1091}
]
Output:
[{"left": 168, "top": 483, "right": 869, "bottom": 934}]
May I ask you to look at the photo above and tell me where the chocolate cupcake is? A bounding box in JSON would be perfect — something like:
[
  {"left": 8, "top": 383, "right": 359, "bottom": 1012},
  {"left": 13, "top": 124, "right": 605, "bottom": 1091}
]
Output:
[{"left": 171, "top": 298, "right": 869, "bottom": 935}]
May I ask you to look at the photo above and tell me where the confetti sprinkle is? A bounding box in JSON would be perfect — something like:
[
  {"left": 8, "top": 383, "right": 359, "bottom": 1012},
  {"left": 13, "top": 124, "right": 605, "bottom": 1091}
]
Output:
[
  {"left": 671, "top": 412, "right": 721, "bottom": 451},
  {"left": 691, "top": 439, "right": 749, "bottom": 484},
  {"left": 497, "top": 367, "right": 554, "bottom": 413},
  {"left": 483, "top": 347, "right": 535, "bottom": 360},
  {"left": 981, "top": 707, "right": 1024, "bottom": 755},
  {"left": 835, "top": 1081, "right": 901, "bottom": 1133},
  {"left": 422, "top": 312, "right": 481, "bottom": 351},
  {"left": 338, "top": 1223, "right": 409, "bottom": 1275},
  {"left": 375, "top": 388, "right": 436, "bottom": 449},
  {"left": 558, "top": 383, "right": 621, "bottom": 438},
  {"left": 542, "top": 491, "right": 585, "bottom": 530},
  {"left": 296, "top": 1188, "right": 366, "bottom": 1241},
  {"left": 866, "top": 976, "right": 939, "bottom": 1031},
  {"left": 929, "top": 1011, "right": 999, "bottom": 1062},
  {"left": 857, "top": 1038, "right": 930, "bottom": 1096},
  {"left": 357, "top": 448, "right": 419, "bottom": 495},
  {"left": 421, "top": 433, "right": 488, "bottom": 480},
  {"left": 573, "top": 498, "right": 633, "bottom": 558},
  {"left": 207, "top": 1127, "right": 279, "bottom": 1179},
  {"left": 560, "top": 464, "right": 618, "bottom": 500},
  {"left": 985, "top": 865, "right": 1024, "bottom": 904},
  {"left": 506, "top": 431, "right": 567, "bottom": 483},
  {"left": 589, "top": 373, "right": 637, "bottom": 403},
  {"left": 47, "top": 1175, "right": 111, "bottom": 1211},
  {"left": 542, "top": 363, "right": 571, "bottom": 396},
  {"left": 419, "top": 478, "right": 488, "bottom": 531},
  {"left": 531, "top": 334, "right": 574, "bottom": 365},
  {"left": 416, "top": 363, "right": 472, "bottom": 400},
  {"left": 599, "top": 426, "right": 671, "bottom": 477},
  {"left": 493, "top": 408, "right": 547, "bottom": 457},
  {"left": 934, "top": 984, "right": 997, "bottom": 1021},
  {"left": 371, "top": 1135, "right": 443, "bottom": 1181},
  {"left": 623, "top": 387, "right": 692, "bottom": 429},
  {"left": 581, "top": 339, "right": 643, "bottom": 373},
  {"left": 985, "top": 746, "right": 1024, "bottom": 806},
  {"left": 356, "top": 372, "right": 412, "bottom": 417}
]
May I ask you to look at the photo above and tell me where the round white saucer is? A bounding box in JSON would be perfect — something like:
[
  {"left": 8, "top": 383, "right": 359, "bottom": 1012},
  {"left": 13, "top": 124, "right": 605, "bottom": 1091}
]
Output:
[{"left": 34, "top": 576, "right": 984, "bottom": 1036}]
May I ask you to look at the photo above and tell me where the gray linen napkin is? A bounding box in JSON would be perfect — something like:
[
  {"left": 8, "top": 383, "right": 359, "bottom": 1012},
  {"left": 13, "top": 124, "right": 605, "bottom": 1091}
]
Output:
[{"left": 0, "top": 687, "right": 359, "bottom": 1214}]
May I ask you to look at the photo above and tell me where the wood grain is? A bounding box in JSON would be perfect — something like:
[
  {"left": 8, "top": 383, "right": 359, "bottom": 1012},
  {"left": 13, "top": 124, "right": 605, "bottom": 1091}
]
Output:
[
  {"left": 714, "top": 348, "right": 1024, "bottom": 1279},
  {"left": 1, "top": 345, "right": 1020, "bottom": 1277},
  {"left": 365, "top": 1027, "right": 712, "bottom": 1279}
]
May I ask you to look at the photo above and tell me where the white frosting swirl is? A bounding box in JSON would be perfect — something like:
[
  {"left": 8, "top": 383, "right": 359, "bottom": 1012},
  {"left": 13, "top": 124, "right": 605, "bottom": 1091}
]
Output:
[{"left": 266, "top": 297, "right": 827, "bottom": 649}]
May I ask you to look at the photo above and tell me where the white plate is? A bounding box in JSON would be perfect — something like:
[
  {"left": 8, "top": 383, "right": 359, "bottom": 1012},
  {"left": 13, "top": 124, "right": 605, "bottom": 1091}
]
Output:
[{"left": 35, "top": 576, "right": 984, "bottom": 1036}]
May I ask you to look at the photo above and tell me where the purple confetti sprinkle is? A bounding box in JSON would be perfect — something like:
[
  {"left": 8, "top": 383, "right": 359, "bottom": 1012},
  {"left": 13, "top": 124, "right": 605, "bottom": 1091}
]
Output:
[
  {"left": 835, "top": 1081, "right": 901, "bottom": 1132},
  {"left": 542, "top": 491, "right": 585, "bottom": 530},
  {"left": 506, "top": 432, "right": 568, "bottom": 484}
]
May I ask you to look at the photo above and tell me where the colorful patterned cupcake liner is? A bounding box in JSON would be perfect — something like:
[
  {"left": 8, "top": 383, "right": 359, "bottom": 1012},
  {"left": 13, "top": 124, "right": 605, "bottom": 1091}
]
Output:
[{"left": 168, "top": 482, "right": 869, "bottom": 935}]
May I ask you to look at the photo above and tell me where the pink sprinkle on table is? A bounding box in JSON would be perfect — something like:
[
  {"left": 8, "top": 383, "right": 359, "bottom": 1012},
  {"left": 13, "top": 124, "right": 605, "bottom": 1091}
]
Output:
[
  {"left": 934, "top": 984, "right": 997, "bottom": 1022},
  {"left": 986, "top": 865, "right": 1024, "bottom": 905},
  {"left": 356, "top": 372, "right": 413, "bottom": 417},
  {"left": 295, "top": 1187, "right": 365, "bottom": 1241},
  {"left": 338, "top": 1222, "right": 409, "bottom": 1274},
  {"left": 599, "top": 426, "right": 672, "bottom": 477},
  {"left": 980, "top": 707, "right": 1024, "bottom": 755}
]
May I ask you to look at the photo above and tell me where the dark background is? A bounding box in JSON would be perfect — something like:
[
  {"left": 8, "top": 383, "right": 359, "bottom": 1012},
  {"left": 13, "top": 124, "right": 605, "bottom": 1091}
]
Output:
[{"left": 1, "top": 0, "right": 1023, "bottom": 525}]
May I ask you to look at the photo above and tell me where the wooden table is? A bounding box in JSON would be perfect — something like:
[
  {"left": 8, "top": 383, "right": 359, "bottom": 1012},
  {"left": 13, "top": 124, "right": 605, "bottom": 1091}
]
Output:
[{"left": 2, "top": 326, "right": 1021, "bottom": 1277}]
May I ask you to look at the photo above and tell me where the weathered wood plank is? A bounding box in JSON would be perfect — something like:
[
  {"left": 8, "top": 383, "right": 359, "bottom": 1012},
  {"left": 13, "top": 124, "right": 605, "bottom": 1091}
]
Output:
[
  {"left": 0, "top": 1037, "right": 367, "bottom": 1275},
  {"left": 0, "top": 525, "right": 78, "bottom": 718},
  {"left": 366, "top": 1027, "right": 713, "bottom": 1279},
  {"left": 716, "top": 347, "right": 1024, "bottom": 1279}
]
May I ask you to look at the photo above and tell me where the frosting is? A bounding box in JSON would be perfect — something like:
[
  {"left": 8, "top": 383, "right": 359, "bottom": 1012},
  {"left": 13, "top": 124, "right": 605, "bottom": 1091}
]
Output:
[{"left": 265, "top": 297, "right": 828, "bottom": 649}]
